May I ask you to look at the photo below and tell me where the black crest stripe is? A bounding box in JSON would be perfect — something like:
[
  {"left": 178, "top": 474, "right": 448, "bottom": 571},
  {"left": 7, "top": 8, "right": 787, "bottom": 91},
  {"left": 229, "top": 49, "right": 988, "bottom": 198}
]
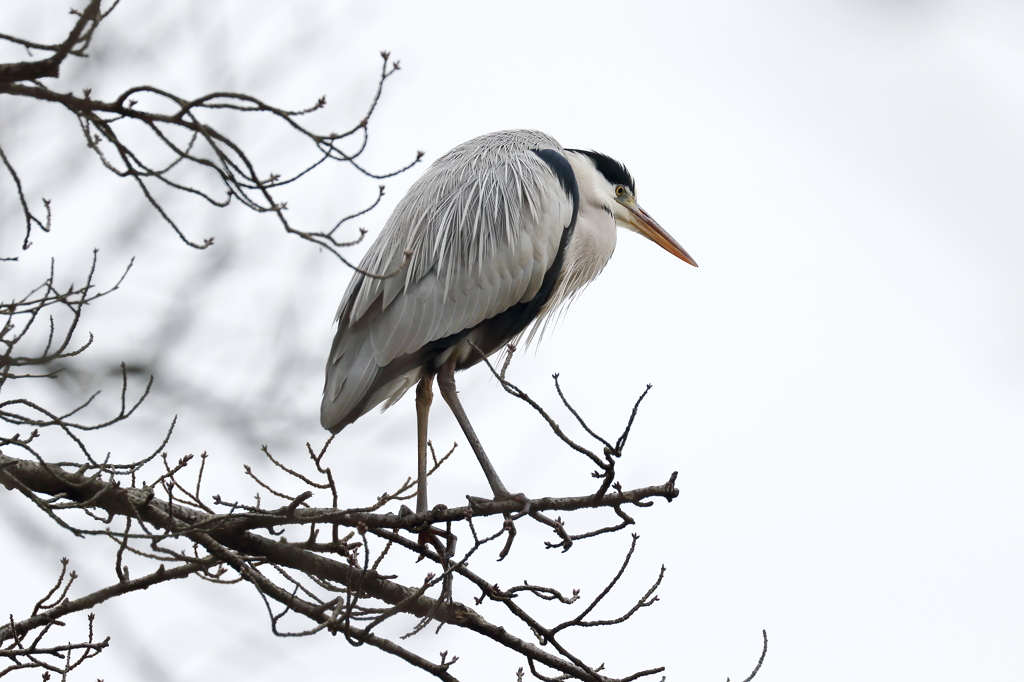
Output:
[{"left": 566, "top": 149, "right": 635, "bottom": 193}]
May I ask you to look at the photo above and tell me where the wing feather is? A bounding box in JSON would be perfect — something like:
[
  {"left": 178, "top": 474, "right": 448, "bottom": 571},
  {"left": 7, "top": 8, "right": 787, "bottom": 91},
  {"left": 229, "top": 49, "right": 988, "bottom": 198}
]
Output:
[{"left": 321, "top": 130, "right": 576, "bottom": 432}]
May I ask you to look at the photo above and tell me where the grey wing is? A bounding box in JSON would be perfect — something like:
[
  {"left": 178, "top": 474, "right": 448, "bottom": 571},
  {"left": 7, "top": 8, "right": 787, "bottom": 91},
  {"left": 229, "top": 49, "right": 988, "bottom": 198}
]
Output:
[{"left": 320, "top": 131, "right": 576, "bottom": 432}]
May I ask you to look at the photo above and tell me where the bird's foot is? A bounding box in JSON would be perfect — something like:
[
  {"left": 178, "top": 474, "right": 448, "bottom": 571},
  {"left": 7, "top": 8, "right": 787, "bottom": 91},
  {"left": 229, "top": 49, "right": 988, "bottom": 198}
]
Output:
[
  {"left": 466, "top": 492, "right": 572, "bottom": 559},
  {"left": 467, "top": 491, "right": 531, "bottom": 517},
  {"left": 399, "top": 504, "right": 456, "bottom": 561}
]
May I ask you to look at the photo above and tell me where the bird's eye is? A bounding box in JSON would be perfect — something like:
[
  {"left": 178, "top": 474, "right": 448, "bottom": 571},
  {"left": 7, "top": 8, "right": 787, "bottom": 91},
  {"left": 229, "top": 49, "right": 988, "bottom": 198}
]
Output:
[{"left": 615, "top": 185, "right": 625, "bottom": 196}]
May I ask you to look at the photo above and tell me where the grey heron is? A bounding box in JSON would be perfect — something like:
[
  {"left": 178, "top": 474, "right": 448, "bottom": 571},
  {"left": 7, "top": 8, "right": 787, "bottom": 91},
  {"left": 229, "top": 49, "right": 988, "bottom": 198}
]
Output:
[{"left": 321, "top": 129, "right": 696, "bottom": 515}]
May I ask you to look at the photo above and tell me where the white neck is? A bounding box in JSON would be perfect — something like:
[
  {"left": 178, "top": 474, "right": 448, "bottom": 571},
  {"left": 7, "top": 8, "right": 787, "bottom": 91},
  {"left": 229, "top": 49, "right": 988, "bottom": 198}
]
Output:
[
  {"left": 522, "top": 152, "right": 618, "bottom": 345},
  {"left": 561, "top": 151, "right": 618, "bottom": 296}
]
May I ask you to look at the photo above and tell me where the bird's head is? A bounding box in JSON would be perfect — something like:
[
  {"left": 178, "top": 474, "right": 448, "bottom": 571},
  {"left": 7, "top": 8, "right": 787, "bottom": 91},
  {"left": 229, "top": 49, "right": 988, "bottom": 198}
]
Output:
[{"left": 569, "top": 149, "right": 698, "bottom": 267}]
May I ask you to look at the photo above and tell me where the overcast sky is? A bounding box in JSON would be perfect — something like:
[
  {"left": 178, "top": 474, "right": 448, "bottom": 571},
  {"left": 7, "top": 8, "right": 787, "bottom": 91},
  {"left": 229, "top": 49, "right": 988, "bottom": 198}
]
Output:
[{"left": 2, "top": 2, "right": 1023, "bottom": 681}]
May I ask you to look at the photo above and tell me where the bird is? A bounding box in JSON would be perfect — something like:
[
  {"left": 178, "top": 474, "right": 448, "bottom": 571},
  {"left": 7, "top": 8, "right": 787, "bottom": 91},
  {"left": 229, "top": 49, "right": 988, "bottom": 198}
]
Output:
[{"left": 321, "top": 129, "right": 696, "bottom": 515}]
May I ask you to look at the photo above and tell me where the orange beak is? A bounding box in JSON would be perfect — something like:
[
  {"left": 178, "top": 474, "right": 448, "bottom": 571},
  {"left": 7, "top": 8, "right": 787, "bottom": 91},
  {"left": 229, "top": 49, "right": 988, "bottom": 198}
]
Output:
[{"left": 623, "top": 199, "right": 698, "bottom": 267}]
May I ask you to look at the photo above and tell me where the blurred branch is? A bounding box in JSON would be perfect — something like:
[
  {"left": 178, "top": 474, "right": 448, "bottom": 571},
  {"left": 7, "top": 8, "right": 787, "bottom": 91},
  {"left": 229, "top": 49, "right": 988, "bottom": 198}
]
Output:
[
  {"left": 0, "top": 251, "right": 130, "bottom": 376},
  {"left": 0, "top": 0, "right": 422, "bottom": 262},
  {"left": 0, "top": 0, "right": 109, "bottom": 84}
]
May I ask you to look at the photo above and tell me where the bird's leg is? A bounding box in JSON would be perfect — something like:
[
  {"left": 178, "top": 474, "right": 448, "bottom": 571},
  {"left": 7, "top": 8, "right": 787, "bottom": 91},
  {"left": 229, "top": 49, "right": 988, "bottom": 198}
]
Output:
[
  {"left": 412, "top": 374, "right": 455, "bottom": 554},
  {"left": 438, "top": 361, "right": 571, "bottom": 559},
  {"left": 436, "top": 361, "right": 512, "bottom": 500},
  {"left": 415, "top": 374, "right": 434, "bottom": 515}
]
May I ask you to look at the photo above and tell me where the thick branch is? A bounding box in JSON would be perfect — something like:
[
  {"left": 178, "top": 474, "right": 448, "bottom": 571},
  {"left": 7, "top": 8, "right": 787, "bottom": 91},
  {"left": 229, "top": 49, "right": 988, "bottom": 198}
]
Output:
[
  {"left": 0, "top": 448, "right": 663, "bottom": 675},
  {"left": 0, "top": 0, "right": 102, "bottom": 84}
]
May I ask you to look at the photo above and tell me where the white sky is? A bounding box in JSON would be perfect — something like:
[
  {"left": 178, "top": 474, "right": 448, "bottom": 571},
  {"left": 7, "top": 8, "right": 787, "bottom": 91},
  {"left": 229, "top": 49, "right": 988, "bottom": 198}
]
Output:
[{"left": 2, "top": 1, "right": 1023, "bottom": 681}]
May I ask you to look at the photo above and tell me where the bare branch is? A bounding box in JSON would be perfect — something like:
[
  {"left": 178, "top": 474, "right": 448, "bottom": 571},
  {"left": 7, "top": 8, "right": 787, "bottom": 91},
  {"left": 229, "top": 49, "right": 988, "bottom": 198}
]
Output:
[
  {"left": 0, "top": 0, "right": 105, "bottom": 85},
  {"left": 727, "top": 630, "right": 769, "bottom": 682},
  {"left": 0, "top": 4, "right": 744, "bottom": 679},
  {"left": 0, "top": 56, "right": 421, "bottom": 262}
]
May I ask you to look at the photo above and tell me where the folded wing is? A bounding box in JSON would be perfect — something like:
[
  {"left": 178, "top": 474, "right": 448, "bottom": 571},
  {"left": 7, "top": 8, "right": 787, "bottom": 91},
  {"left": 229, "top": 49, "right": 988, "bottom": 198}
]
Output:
[{"left": 321, "top": 130, "right": 578, "bottom": 432}]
